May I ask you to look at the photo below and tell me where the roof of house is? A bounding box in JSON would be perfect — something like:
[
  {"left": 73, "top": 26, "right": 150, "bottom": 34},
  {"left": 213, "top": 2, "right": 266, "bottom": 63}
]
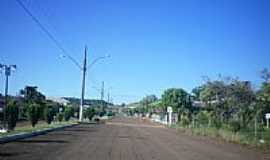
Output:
[{"left": 46, "top": 97, "right": 70, "bottom": 105}]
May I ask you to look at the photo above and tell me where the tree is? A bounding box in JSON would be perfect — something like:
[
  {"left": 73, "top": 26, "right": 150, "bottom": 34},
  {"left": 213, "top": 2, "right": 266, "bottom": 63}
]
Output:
[
  {"left": 199, "top": 78, "right": 231, "bottom": 125},
  {"left": 261, "top": 68, "right": 270, "bottom": 83},
  {"left": 141, "top": 95, "right": 158, "bottom": 107},
  {"left": 84, "top": 108, "right": 96, "bottom": 121},
  {"left": 196, "top": 111, "right": 209, "bottom": 127},
  {"left": 20, "top": 86, "right": 45, "bottom": 104},
  {"left": 227, "top": 80, "right": 256, "bottom": 128},
  {"left": 161, "top": 88, "right": 192, "bottom": 122},
  {"left": 44, "top": 105, "right": 54, "bottom": 124},
  {"left": 140, "top": 95, "right": 158, "bottom": 115},
  {"left": 257, "top": 68, "right": 270, "bottom": 123},
  {"left": 162, "top": 88, "right": 190, "bottom": 110},
  {"left": 198, "top": 76, "right": 256, "bottom": 128},
  {"left": 192, "top": 86, "right": 205, "bottom": 100},
  {"left": 57, "top": 113, "right": 64, "bottom": 122},
  {"left": 20, "top": 86, "right": 46, "bottom": 120},
  {"left": 121, "top": 103, "right": 126, "bottom": 107},
  {"left": 64, "top": 106, "right": 74, "bottom": 121},
  {"left": 5, "top": 100, "right": 19, "bottom": 131},
  {"left": 27, "top": 103, "right": 41, "bottom": 127}
]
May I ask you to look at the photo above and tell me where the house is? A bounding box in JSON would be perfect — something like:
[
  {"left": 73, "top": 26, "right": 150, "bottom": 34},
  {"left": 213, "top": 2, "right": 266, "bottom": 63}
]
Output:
[
  {"left": 46, "top": 97, "right": 70, "bottom": 106},
  {"left": 192, "top": 101, "right": 206, "bottom": 108}
]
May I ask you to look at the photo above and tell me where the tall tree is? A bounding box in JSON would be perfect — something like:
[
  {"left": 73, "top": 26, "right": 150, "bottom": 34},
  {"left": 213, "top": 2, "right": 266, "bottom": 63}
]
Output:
[
  {"left": 20, "top": 86, "right": 46, "bottom": 104},
  {"left": 228, "top": 80, "right": 256, "bottom": 127},
  {"left": 199, "top": 76, "right": 256, "bottom": 127},
  {"left": 191, "top": 86, "right": 205, "bottom": 100},
  {"left": 20, "top": 86, "right": 46, "bottom": 126},
  {"left": 161, "top": 88, "right": 191, "bottom": 121},
  {"left": 257, "top": 68, "right": 270, "bottom": 121},
  {"left": 140, "top": 95, "right": 158, "bottom": 108}
]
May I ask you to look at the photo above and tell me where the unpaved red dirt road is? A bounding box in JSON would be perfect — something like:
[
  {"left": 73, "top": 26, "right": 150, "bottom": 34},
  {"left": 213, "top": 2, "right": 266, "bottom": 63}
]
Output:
[{"left": 0, "top": 117, "right": 268, "bottom": 160}]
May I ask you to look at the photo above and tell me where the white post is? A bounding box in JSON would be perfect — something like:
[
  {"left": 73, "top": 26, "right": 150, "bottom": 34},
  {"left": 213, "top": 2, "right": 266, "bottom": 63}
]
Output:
[
  {"left": 167, "top": 106, "right": 173, "bottom": 126},
  {"left": 266, "top": 113, "right": 270, "bottom": 129}
]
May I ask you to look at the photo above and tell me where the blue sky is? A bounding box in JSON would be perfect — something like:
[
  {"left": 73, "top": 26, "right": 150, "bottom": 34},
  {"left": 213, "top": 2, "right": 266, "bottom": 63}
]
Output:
[{"left": 0, "top": 0, "right": 270, "bottom": 104}]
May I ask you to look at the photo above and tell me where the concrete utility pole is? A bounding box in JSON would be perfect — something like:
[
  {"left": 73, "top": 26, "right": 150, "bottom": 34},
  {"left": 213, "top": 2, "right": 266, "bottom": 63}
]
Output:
[
  {"left": 101, "top": 81, "right": 104, "bottom": 101},
  {"left": 101, "top": 81, "right": 105, "bottom": 109},
  {"left": 60, "top": 47, "right": 109, "bottom": 122},
  {"left": 0, "top": 64, "right": 16, "bottom": 129},
  {"left": 79, "top": 47, "right": 87, "bottom": 122},
  {"left": 107, "top": 92, "right": 110, "bottom": 103}
]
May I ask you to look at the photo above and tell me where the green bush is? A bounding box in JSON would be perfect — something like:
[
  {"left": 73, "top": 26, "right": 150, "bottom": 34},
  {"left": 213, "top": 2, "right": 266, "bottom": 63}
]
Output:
[
  {"left": 212, "top": 117, "right": 222, "bottom": 129},
  {"left": 4, "top": 100, "right": 19, "bottom": 131},
  {"left": 57, "top": 113, "right": 64, "bottom": 122},
  {"left": 44, "top": 106, "right": 54, "bottom": 124},
  {"left": 196, "top": 111, "right": 209, "bottom": 126},
  {"left": 229, "top": 120, "right": 241, "bottom": 133},
  {"left": 84, "top": 108, "right": 96, "bottom": 121},
  {"left": 64, "top": 107, "right": 74, "bottom": 121},
  {"left": 107, "top": 111, "right": 115, "bottom": 117},
  {"left": 27, "top": 103, "right": 41, "bottom": 127},
  {"left": 181, "top": 115, "right": 190, "bottom": 127},
  {"left": 99, "top": 110, "right": 106, "bottom": 117}
]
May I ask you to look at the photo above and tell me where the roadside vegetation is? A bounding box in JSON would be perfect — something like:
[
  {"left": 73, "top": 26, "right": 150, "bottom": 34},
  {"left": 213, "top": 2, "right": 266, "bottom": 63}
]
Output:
[
  {"left": 0, "top": 86, "right": 77, "bottom": 136},
  {"left": 126, "top": 68, "right": 270, "bottom": 148},
  {"left": 0, "top": 121, "right": 77, "bottom": 138},
  {"left": 0, "top": 85, "right": 117, "bottom": 137}
]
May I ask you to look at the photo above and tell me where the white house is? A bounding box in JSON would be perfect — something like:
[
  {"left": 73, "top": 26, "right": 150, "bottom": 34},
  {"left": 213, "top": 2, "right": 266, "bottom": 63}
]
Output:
[{"left": 46, "top": 97, "right": 70, "bottom": 106}]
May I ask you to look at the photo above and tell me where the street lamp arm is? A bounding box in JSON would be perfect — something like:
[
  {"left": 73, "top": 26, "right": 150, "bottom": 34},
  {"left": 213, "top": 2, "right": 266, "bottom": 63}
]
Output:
[{"left": 87, "top": 55, "right": 110, "bottom": 69}]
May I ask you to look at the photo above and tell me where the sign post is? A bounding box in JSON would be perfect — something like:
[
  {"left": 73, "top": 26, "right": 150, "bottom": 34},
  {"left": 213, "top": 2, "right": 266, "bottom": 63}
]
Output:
[
  {"left": 266, "top": 113, "right": 270, "bottom": 129},
  {"left": 167, "top": 106, "right": 173, "bottom": 125}
]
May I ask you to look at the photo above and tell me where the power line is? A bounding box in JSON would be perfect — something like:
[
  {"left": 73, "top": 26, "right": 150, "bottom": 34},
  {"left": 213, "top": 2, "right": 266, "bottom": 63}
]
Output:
[{"left": 15, "top": 0, "right": 82, "bottom": 69}]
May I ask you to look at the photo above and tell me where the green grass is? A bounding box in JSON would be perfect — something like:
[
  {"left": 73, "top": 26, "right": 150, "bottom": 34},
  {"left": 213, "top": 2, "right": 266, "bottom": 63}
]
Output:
[
  {"left": 174, "top": 124, "right": 270, "bottom": 149},
  {"left": 0, "top": 120, "right": 78, "bottom": 138}
]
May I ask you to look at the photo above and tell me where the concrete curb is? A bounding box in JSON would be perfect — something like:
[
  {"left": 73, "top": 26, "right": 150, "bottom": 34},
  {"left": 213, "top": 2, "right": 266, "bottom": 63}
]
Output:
[{"left": 0, "top": 123, "right": 79, "bottom": 144}]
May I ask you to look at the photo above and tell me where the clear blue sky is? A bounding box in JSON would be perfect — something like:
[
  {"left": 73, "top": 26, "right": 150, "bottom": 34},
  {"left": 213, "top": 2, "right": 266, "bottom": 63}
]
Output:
[{"left": 0, "top": 0, "right": 270, "bottom": 104}]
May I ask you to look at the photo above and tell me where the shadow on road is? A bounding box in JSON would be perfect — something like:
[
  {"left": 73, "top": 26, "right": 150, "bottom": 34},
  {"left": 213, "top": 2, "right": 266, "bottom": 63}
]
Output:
[
  {"left": 16, "top": 139, "right": 68, "bottom": 144},
  {"left": 0, "top": 151, "right": 28, "bottom": 157},
  {"left": 64, "top": 129, "right": 96, "bottom": 132}
]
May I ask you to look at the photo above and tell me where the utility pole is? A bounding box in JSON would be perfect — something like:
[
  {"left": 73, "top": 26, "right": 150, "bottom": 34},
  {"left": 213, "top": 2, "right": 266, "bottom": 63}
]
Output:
[
  {"left": 100, "top": 81, "right": 105, "bottom": 111},
  {"left": 107, "top": 92, "right": 110, "bottom": 103},
  {"left": 101, "top": 81, "right": 104, "bottom": 101},
  {"left": 61, "top": 46, "right": 109, "bottom": 122},
  {"left": 0, "top": 64, "right": 16, "bottom": 129},
  {"left": 79, "top": 47, "right": 87, "bottom": 122}
]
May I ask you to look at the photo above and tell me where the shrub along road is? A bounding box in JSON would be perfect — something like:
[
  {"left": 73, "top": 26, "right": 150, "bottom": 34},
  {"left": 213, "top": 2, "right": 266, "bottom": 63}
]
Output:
[{"left": 0, "top": 117, "right": 267, "bottom": 160}]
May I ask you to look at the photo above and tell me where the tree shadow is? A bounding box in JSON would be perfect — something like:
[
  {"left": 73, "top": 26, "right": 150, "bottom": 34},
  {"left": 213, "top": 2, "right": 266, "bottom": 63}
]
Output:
[
  {"left": 16, "top": 139, "right": 68, "bottom": 144},
  {"left": 0, "top": 151, "right": 28, "bottom": 157},
  {"left": 64, "top": 129, "right": 97, "bottom": 132},
  {"left": 50, "top": 132, "right": 78, "bottom": 136}
]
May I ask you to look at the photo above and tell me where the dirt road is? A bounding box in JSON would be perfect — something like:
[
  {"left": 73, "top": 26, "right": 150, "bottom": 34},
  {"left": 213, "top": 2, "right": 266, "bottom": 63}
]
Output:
[{"left": 0, "top": 117, "right": 267, "bottom": 160}]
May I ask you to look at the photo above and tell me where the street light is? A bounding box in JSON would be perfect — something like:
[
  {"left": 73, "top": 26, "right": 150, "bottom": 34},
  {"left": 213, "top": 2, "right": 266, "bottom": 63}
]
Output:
[
  {"left": 0, "top": 64, "right": 16, "bottom": 132},
  {"left": 60, "top": 47, "right": 110, "bottom": 122},
  {"left": 88, "top": 54, "right": 110, "bottom": 69},
  {"left": 60, "top": 54, "right": 110, "bottom": 70}
]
